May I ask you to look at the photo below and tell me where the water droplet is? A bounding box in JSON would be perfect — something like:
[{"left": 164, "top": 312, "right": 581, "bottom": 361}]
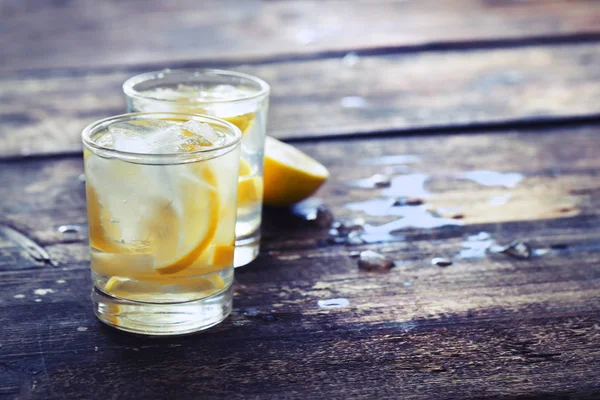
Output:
[
  {"left": 77, "top": 327, "right": 88, "bottom": 332},
  {"left": 335, "top": 218, "right": 365, "bottom": 235},
  {"left": 533, "top": 248, "right": 550, "bottom": 256},
  {"left": 468, "top": 232, "right": 492, "bottom": 241},
  {"left": 292, "top": 199, "right": 334, "bottom": 227},
  {"left": 458, "top": 232, "right": 495, "bottom": 259},
  {"left": 296, "top": 30, "right": 318, "bottom": 45},
  {"left": 403, "top": 282, "right": 412, "bottom": 287},
  {"left": 341, "top": 96, "right": 368, "bottom": 109},
  {"left": 13, "top": 294, "right": 25, "bottom": 299},
  {"left": 35, "top": 299, "right": 42, "bottom": 303},
  {"left": 318, "top": 298, "right": 350, "bottom": 308},
  {"left": 488, "top": 194, "right": 512, "bottom": 206},
  {"left": 392, "top": 197, "right": 424, "bottom": 206},
  {"left": 58, "top": 225, "right": 82, "bottom": 234},
  {"left": 382, "top": 174, "right": 431, "bottom": 198},
  {"left": 458, "top": 171, "right": 523, "bottom": 189},
  {"left": 489, "top": 240, "right": 531, "bottom": 259},
  {"left": 431, "top": 257, "right": 453, "bottom": 267},
  {"left": 349, "top": 251, "right": 361, "bottom": 258},
  {"left": 78, "top": 174, "right": 86, "bottom": 183},
  {"left": 347, "top": 174, "right": 391, "bottom": 189},
  {"left": 346, "top": 231, "right": 366, "bottom": 245},
  {"left": 244, "top": 307, "right": 260, "bottom": 317},
  {"left": 358, "top": 250, "right": 394, "bottom": 271},
  {"left": 33, "top": 288, "right": 54, "bottom": 296},
  {"left": 341, "top": 52, "right": 359, "bottom": 67},
  {"left": 56, "top": 279, "right": 66, "bottom": 284}
]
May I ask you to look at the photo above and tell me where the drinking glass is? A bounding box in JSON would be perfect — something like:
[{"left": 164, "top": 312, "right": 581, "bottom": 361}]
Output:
[
  {"left": 82, "top": 112, "right": 241, "bottom": 335},
  {"left": 123, "top": 69, "right": 269, "bottom": 267}
]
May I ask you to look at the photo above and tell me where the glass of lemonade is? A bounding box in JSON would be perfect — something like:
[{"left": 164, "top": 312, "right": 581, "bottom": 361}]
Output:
[
  {"left": 82, "top": 112, "right": 241, "bottom": 335},
  {"left": 123, "top": 69, "right": 269, "bottom": 267}
]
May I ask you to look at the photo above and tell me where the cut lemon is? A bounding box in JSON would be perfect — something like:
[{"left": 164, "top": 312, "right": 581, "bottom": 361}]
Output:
[
  {"left": 263, "top": 137, "right": 329, "bottom": 206},
  {"left": 239, "top": 158, "right": 252, "bottom": 176},
  {"left": 223, "top": 112, "right": 255, "bottom": 135},
  {"left": 211, "top": 244, "right": 235, "bottom": 267},
  {"left": 86, "top": 185, "right": 125, "bottom": 253},
  {"left": 238, "top": 176, "right": 263, "bottom": 207},
  {"left": 102, "top": 275, "right": 225, "bottom": 300},
  {"left": 88, "top": 164, "right": 221, "bottom": 276},
  {"left": 104, "top": 276, "right": 128, "bottom": 292},
  {"left": 152, "top": 166, "right": 220, "bottom": 275}
]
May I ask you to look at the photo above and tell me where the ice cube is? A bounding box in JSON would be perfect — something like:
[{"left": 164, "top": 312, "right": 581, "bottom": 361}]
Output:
[
  {"left": 181, "top": 120, "right": 225, "bottom": 147},
  {"left": 108, "top": 120, "right": 224, "bottom": 154},
  {"left": 109, "top": 120, "right": 173, "bottom": 153},
  {"left": 207, "top": 84, "right": 253, "bottom": 100}
]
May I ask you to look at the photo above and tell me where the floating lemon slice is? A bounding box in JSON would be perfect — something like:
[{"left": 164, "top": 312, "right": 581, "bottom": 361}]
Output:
[
  {"left": 152, "top": 166, "right": 220, "bottom": 275},
  {"left": 239, "top": 157, "right": 252, "bottom": 176},
  {"left": 103, "top": 274, "right": 226, "bottom": 300},
  {"left": 223, "top": 112, "right": 255, "bottom": 135},
  {"left": 238, "top": 176, "right": 263, "bottom": 207},
  {"left": 87, "top": 164, "right": 221, "bottom": 276},
  {"left": 263, "top": 137, "right": 329, "bottom": 206}
]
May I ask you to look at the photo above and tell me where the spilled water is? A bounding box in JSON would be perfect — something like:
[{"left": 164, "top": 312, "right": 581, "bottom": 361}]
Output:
[
  {"left": 345, "top": 199, "right": 461, "bottom": 243},
  {"left": 488, "top": 194, "right": 513, "bottom": 206},
  {"left": 341, "top": 52, "right": 359, "bottom": 67},
  {"left": 318, "top": 298, "right": 350, "bottom": 309},
  {"left": 341, "top": 96, "right": 368, "bottom": 109},
  {"left": 457, "top": 232, "right": 495, "bottom": 259},
  {"left": 346, "top": 174, "right": 391, "bottom": 189},
  {"left": 458, "top": 171, "right": 524, "bottom": 188},
  {"left": 343, "top": 173, "right": 461, "bottom": 243}
]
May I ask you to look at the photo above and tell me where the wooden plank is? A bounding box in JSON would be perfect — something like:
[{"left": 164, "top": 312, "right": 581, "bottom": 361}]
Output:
[
  {"left": 0, "top": 241, "right": 599, "bottom": 399},
  {"left": 2, "top": 0, "right": 600, "bottom": 72},
  {"left": 3, "top": 43, "right": 600, "bottom": 158},
  {"left": 2, "top": 125, "right": 600, "bottom": 398},
  {"left": 1, "top": 124, "right": 600, "bottom": 264}
]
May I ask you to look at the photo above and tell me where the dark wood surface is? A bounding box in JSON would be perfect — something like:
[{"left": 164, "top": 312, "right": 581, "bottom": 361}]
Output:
[
  {"left": 3, "top": 0, "right": 600, "bottom": 73},
  {"left": 2, "top": 1, "right": 600, "bottom": 399},
  {"left": 4, "top": 43, "right": 600, "bottom": 158}
]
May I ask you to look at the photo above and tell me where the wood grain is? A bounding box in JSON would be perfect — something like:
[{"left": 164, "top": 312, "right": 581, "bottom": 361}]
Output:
[
  {"left": 2, "top": 0, "right": 600, "bottom": 72},
  {"left": 2, "top": 124, "right": 600, "bottom": 258},
  {"left": 1, "top": 133, "right": 599, "bottom": 397},
  {"left": 3, "top": 43, "right": 600, "bottom": 158}
]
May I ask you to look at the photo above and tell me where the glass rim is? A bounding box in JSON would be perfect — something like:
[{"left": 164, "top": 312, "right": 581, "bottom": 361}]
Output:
[
  {"left": 81, "top": 112, "right": 242, "bottom": 163},
  {"left": 122, "top": 68, "right": 270, "bottom": 106}
]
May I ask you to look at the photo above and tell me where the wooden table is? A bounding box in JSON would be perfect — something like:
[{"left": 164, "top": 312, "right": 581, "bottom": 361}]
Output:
[{"left": 2, "top": 1, "right": 600, "bottom": 398}]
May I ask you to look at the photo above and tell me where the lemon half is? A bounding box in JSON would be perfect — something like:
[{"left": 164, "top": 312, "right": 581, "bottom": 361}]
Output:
[{"left": 263, "top": 137, "right": 329, "bottom": 206}]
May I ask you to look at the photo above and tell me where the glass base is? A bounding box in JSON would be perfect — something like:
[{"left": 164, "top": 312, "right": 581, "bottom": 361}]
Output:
[
  {"left": 92, "top": 285, "right": 233, "bottom": 336},
  {"left": 234, "top": 231, "right": 260, "bottom": 267}
]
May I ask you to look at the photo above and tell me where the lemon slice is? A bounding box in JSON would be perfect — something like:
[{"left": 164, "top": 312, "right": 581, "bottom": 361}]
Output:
[
  {"left": 238, "top": 176, "right": 263, "bottom": 207},
  {"left": 211, "top": 244, "right": 235, "bottom": 267},
  {"left": 151, "top": 166, "right": 220, "bottom": 275},
  {"left": 88, "top": 164, "right": 221, "bottom": 276},
  {"left": 86, "top": 185, "right": 126, "bottom": 253},
  {"left": 239, "top": 158, "right": 252, "bottom": 176},
  {"left": 263, "top": 137, "right": 329, "bottom": 206},
  {"left": 223, "top": 112, "right": 255, "bottom": 135},
  {"left": 103, "top": 275, "right": 225, "bottom": 299}
]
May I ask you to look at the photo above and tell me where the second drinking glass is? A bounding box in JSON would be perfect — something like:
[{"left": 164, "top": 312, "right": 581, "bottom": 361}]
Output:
[{"left": 123, "top": 69, "right": 270, "bottom": 267}]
